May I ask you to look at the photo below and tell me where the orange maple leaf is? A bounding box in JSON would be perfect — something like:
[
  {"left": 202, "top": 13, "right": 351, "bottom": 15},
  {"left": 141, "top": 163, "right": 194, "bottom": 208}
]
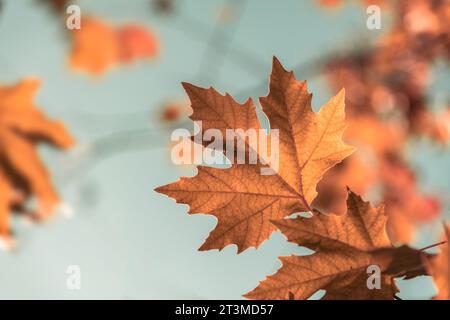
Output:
[
  {"left": 155, "top": 57, "right": 354, "bottom": 253},
  {"left": 0, "top": 79, "right": 75, "bottom": 246},
  {"left": 69, "top": 17, "right": 159, "bottom": 75},
  {"left": 245, "top": 190, "right": 430, "bottom": 300}
]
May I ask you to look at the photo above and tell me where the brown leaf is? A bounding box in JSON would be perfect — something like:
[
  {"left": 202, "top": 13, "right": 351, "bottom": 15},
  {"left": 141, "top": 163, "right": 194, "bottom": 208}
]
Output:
[
  {"left": 244, "top": 190, "right": 428, "bottom": 300},
  {"left": 155, "top": 57, "right": 354, "bottom": 252}
]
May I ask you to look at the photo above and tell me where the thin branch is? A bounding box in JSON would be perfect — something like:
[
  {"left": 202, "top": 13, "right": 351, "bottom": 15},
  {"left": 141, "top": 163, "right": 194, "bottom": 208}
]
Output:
[
  {"left": 420, "top": 241, "right": 447, "bottom": 252},
  {"left": 56, "top": 128, "right": 170, "bottom": 184},
  {"left": 173, "top": 8, "right": 267, "bottom": 78}
]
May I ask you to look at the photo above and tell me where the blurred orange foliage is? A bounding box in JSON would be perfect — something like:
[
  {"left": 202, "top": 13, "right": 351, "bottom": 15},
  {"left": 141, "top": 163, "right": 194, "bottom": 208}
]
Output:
[{"left": 314, "top": 0, "right": 449, "bottom": 243}]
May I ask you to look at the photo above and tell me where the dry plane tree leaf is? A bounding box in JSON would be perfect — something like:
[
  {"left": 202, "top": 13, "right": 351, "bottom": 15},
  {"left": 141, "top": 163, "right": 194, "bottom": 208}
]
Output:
[
  {"left": 245, "top": 190, "right": 430, "bottom": 300},
  {"left": 426, "top": 225, "right": 450, "bottom": 300},
  {"left": 0, "top": 79, "right": 75, "bottom": 246},
  {"left": 155, "top": 57, "right": 354, "bottom": 253}
]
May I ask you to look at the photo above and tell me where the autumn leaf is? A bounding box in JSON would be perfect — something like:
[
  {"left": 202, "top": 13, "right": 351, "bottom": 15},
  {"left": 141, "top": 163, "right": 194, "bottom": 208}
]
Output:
[
  {"left": 155, "top": 57, "right": 354, "bottom": 253},
  {"left": 244, "top": 190, "right": 430, "bottom": 300},
  {"left": 426, "top": 225, "right": 450, "bottom": 300},
  {"left": 69, "top": 17, "right": 159, "bottom": 75},
  {"left": 0, "top": 79, "right": 75, "bottom": 246}
]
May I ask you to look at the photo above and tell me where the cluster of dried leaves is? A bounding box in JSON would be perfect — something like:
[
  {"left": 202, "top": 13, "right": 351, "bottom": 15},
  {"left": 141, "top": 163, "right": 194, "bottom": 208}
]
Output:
[
  {"left": 69, "top": 17, "right": 159, "bottom": 75},
  {"left": 318, "top": 0, "right": 389, "bottom": 9},
  {"left": 313, "top": 0, "right": 450, "bottom": 244},
  {"left": 156, "top": 57, "right": 449, "bottom": 300},
  {"left": 37, "top": 1, "right": 160, "bottom": 75}
]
